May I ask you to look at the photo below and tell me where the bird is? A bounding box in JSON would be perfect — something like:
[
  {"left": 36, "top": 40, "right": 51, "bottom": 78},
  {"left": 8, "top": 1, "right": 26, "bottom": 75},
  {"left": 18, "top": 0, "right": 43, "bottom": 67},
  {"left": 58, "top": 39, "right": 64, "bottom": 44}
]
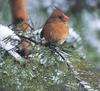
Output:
[
  {"left": 17, "top": 38, "right": 32, "bottom": 59},
  {"left": 40, "top": 6, "right": 69, "bottom": 46},
  {"left": 10, "top": 0, "right": 29, "bottom": 32}
]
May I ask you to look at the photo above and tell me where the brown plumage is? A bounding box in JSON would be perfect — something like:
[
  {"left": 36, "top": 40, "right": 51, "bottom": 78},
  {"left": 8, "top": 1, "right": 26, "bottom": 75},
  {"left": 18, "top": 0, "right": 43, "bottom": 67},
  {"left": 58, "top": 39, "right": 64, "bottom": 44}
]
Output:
[
  {"left": 10, "top": 0, "right": 29, "bottom": 32},
  {"left": 41, "top": 6, "right": 69, "bottom": 45},
  {"left": 17, "top": 39, "right": 32, "bottom": 59}
]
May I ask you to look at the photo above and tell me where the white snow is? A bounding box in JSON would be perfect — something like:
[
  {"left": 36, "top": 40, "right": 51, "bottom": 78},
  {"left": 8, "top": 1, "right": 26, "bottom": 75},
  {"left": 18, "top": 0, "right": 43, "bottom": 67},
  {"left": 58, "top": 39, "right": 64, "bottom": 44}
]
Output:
[{"left": 0, "top": 24, "right": 23, "bottom": 61}]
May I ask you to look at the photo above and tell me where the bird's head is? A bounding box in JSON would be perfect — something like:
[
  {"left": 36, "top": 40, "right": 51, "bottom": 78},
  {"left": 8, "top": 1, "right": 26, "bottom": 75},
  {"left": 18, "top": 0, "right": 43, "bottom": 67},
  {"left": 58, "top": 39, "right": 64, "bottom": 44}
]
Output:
[{"left": 51, "top": 6, "right": 69, "bottom": 22}]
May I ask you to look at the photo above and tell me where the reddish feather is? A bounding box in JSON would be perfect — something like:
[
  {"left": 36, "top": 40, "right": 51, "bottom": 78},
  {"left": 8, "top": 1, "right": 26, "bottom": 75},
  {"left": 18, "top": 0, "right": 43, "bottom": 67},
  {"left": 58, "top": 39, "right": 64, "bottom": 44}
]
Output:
[{"left": 41, "top": 6, "right": 69, "bottom": 45}]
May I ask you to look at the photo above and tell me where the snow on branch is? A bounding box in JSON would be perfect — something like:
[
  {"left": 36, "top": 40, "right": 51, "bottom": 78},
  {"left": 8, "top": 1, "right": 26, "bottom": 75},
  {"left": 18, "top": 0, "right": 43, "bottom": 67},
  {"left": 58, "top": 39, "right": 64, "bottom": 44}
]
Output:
[
  {"left": 0, "top": 24, "right": 24, "bottom": 61},
  {"left": 0, "top": 24, "right": 97, "bottom": 90}
]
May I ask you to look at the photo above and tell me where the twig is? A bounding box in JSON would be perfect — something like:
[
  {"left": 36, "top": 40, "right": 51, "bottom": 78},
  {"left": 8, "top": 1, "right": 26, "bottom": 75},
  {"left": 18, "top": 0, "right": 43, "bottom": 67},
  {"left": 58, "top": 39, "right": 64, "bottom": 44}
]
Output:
[
  {"left": 64, "top": 57, "right": 98, "bottom": 91},
  {"left": 23, "top": 22, "right": 35, "bottom": 31},
  {"left": 47, "top": 44, "right": 65, "bottom": 60},
  {"left": 18, "top": 36, "right": 97, "bottom": 90},
  {"left": 18, "top": 35, "right": 65, "bottom": 60},
  {"left": 8, "top": 22, "right": 35, "bottom": 31},
  {"left": 18, "top": 35, "right": 42, "bottom": 45},
  {"left": 29, "top": 17, "right": 35, "bottom": 31}
]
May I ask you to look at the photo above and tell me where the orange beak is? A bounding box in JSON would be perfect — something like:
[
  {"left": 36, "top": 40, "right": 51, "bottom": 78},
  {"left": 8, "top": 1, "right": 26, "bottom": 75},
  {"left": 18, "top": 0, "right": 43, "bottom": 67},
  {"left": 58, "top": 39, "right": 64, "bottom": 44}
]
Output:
[{"left": 63, "top": 15, "right": 69, "bottom": 22}]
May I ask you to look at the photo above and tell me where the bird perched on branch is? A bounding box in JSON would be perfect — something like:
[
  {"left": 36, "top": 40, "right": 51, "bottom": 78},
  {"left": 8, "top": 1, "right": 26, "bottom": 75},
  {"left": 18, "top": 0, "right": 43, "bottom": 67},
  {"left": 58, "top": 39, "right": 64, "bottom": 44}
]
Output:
[
  {"left": 41, "top": 6, "right": 69, "bottom": 45},
  {"left": 17, "top": 38, "right": 32, "bottom": 59},
  {"left": 10, "top": 0, "right": 29, "bottom": 32}
]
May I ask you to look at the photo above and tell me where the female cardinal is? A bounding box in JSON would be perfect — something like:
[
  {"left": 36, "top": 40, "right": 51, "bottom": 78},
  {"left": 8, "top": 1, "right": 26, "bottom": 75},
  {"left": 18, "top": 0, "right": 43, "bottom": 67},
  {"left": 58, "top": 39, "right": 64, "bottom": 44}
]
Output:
[
  {"left": 10, "top": 0, "right": 29, "bottom": 32},
  {"left": 41, "top": 6, "right": 69, "bottom": 45}
]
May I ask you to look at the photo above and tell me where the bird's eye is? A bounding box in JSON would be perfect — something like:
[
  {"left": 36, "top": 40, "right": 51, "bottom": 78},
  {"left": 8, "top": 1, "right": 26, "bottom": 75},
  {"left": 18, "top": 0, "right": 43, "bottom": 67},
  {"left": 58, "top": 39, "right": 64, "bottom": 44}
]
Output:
[{"left": 58, "top": 16, "right": 63, "bottom": 19}]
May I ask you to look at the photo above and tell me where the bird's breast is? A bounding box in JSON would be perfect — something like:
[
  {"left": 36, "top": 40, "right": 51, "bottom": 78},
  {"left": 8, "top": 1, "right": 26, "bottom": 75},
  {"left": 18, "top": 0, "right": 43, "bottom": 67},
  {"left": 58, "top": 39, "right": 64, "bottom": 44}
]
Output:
[{"left": 42, "top": 21, "right": 69, "bottom": 44}]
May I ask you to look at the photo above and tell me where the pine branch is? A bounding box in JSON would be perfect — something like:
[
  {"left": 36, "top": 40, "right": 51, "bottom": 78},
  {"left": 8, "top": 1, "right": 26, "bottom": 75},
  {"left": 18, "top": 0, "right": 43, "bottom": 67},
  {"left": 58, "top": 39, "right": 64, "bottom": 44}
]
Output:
[
  {"left": 64, "top": 57, "right": 98, "bottom": 91},
  {"left": 19, "top": 35, "right": 98, "bottom": 91},
  {"left": 18, "top": 35, "right": 65, "bottom": 60}
]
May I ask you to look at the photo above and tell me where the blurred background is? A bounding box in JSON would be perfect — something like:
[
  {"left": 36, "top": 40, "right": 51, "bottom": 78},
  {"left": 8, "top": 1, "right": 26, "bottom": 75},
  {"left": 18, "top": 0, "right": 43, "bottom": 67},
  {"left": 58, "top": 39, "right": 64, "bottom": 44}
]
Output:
[
  {"left": 0, "top": 0, "right": 100, "bottom": 91},
  {"left": 0, "top": 0, "right": 100, "bottom": 67}
]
